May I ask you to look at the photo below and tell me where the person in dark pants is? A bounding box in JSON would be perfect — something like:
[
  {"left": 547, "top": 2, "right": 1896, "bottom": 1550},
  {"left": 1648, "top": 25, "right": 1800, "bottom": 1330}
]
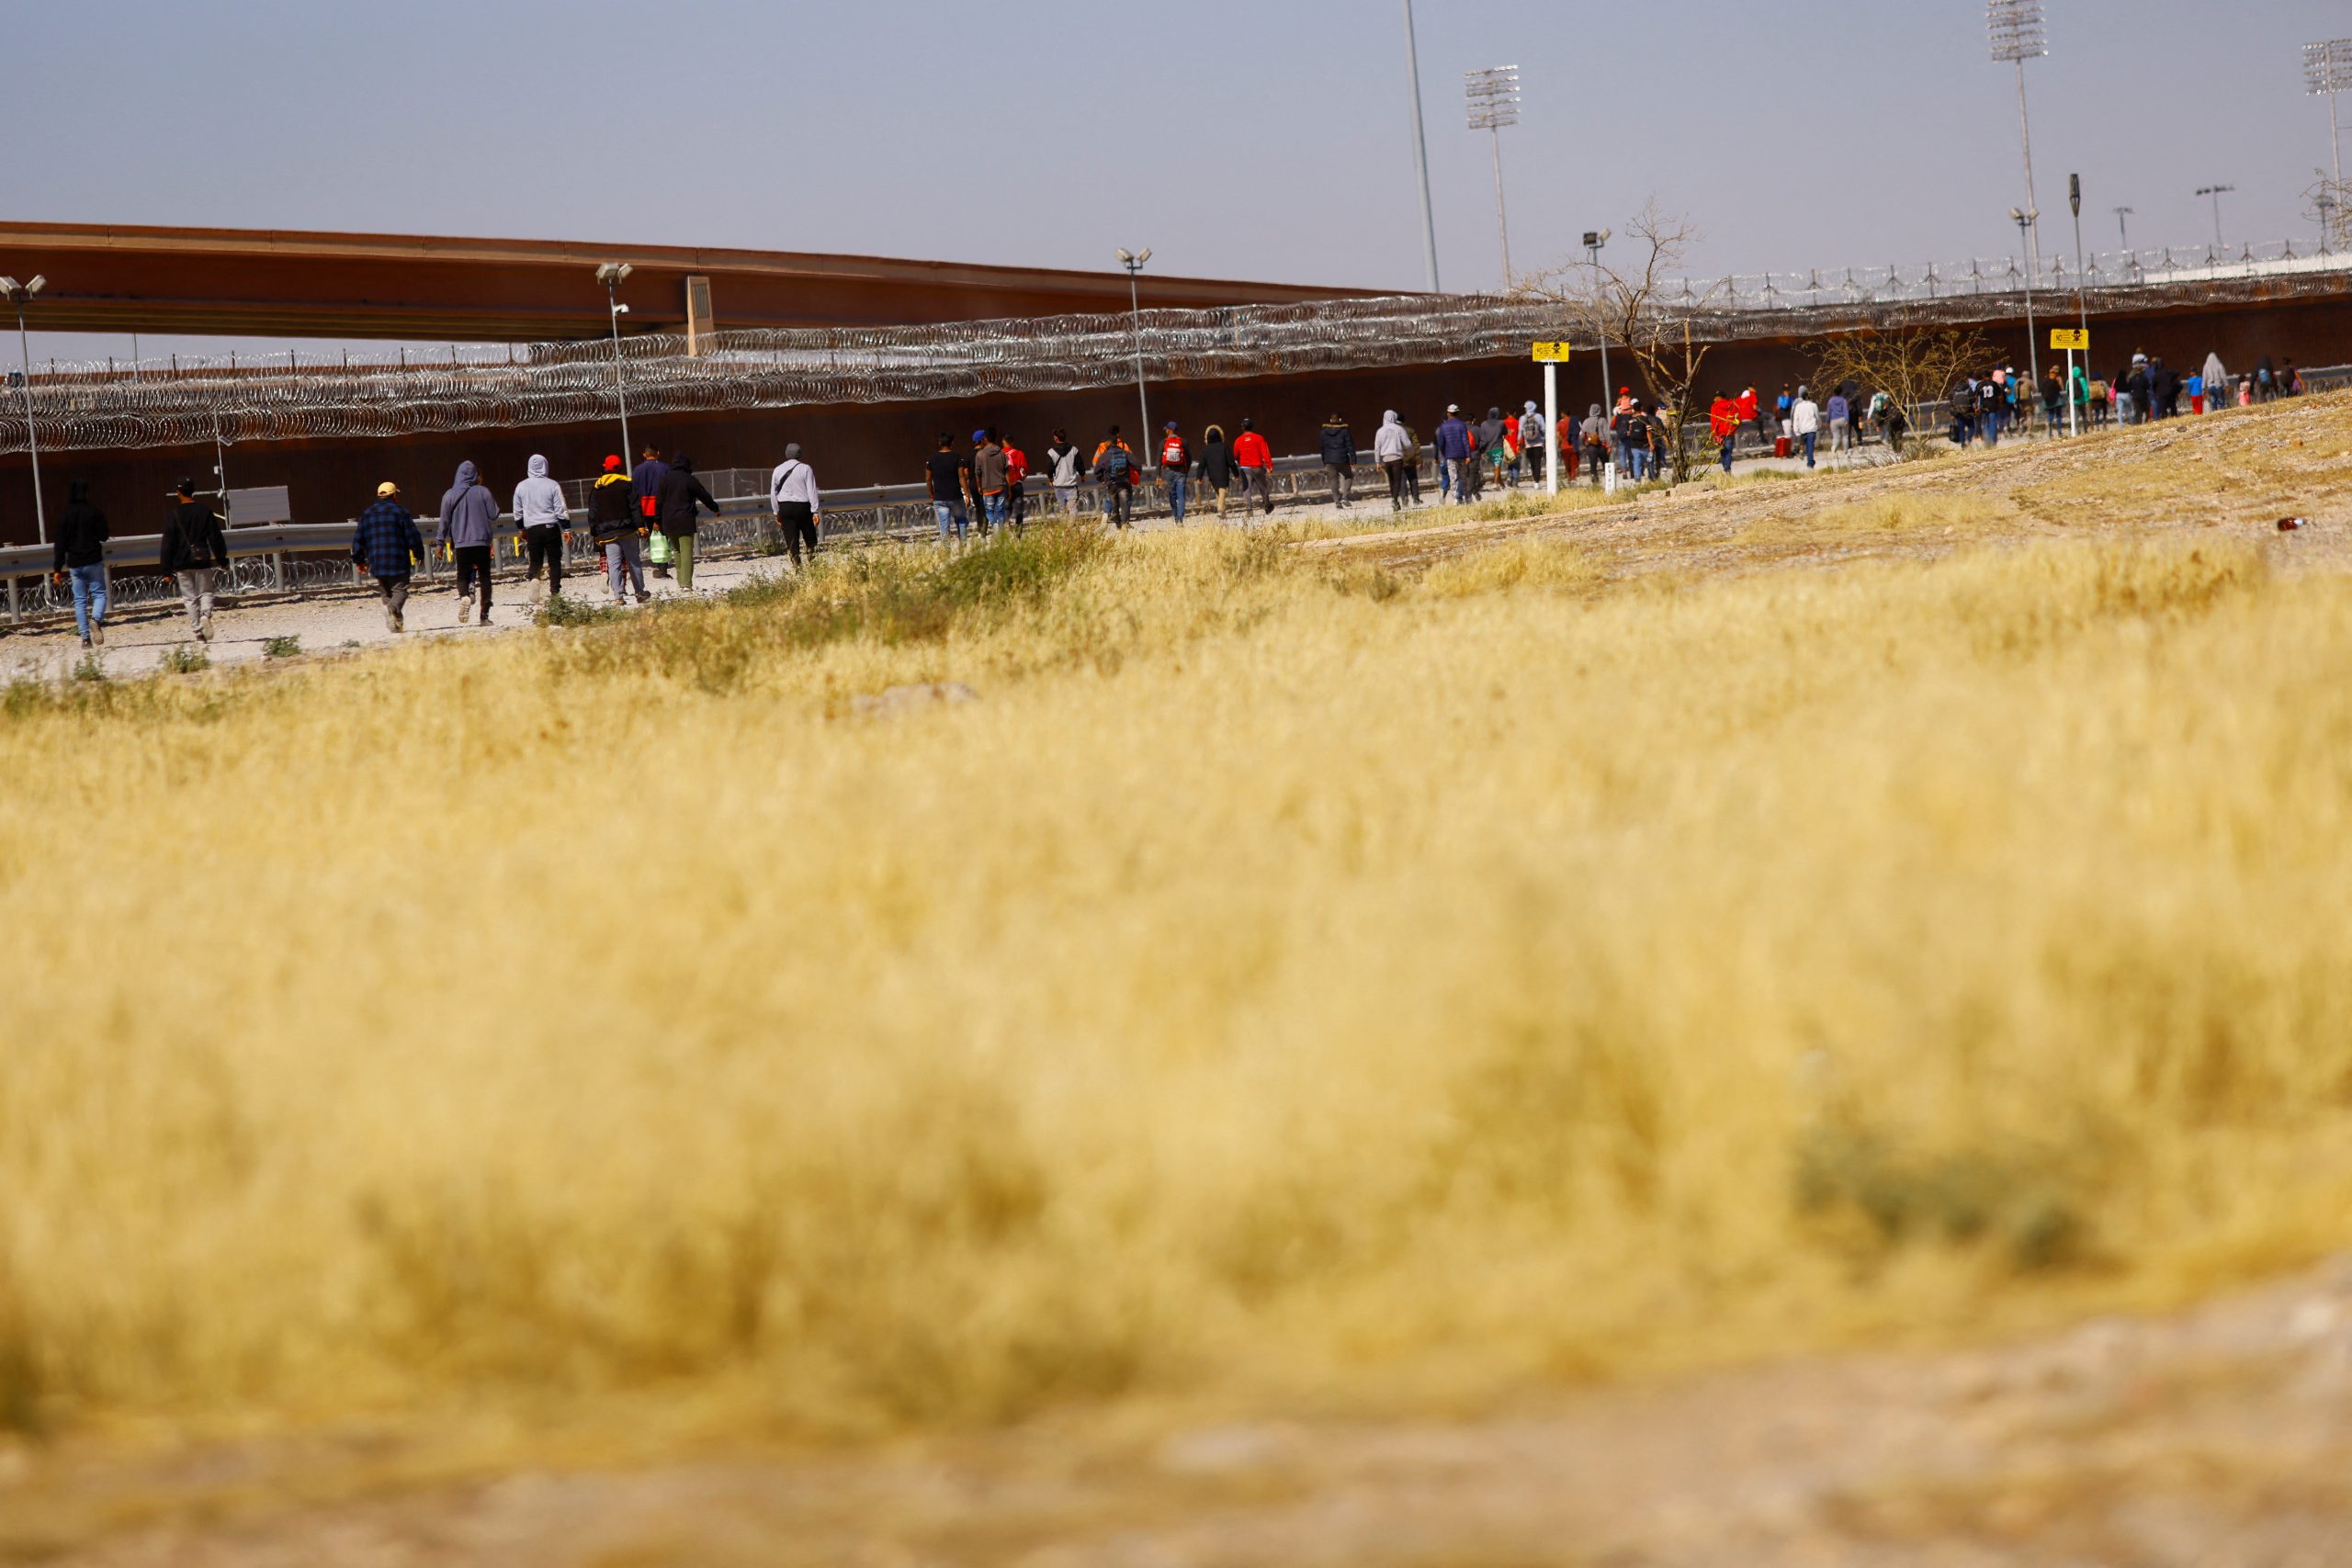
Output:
[
  {"left": 655, "top": 454, "right": 723, "bottom": 591},
  {"left": 588, "top": 455, "right": 648, "bottom": 601},
  {"left": 1001, "top": 430, "right": 1030, "bottom": 531},
  {"left": 1318, "top": 412, "right": 1357, "bottom": 508},
  {"left": 437, "top": 459, "right": 501, "bottom": 624},
  {"left": 1374, "top": 410, "right": 1411, "bottom": 511},
  {"left": 632, "top": 445, "right": 671, "bottom": 577},
  {"left": 351, "top": 480, "right": 425, "bottom": 633},
  {"left": 512, "top": 452, "right": 569, "bottom": 602},
  {"left": 159, "top": 477, "right": 230, "bottom": 641},
  {"left": 51, "top": 479, "right": 109, "bottom": 649},
  {"left": 770, "top": 442, "right": 821, "bottom": 567},
  {"left": 1091, "top": 426, "right": 1136, "bottom": 528}
]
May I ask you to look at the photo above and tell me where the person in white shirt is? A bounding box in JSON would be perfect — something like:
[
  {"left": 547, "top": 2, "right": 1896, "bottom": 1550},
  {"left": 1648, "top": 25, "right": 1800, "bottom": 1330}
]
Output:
[
  {"left": 1789, "top": 388, "right": 1821, "bottom": 469},
  {"left": 770, "top": 444, "right": 822, "bottom": 567},
  {"left": 1041, "top": 429, "right": 1085, "bottom": 515}
]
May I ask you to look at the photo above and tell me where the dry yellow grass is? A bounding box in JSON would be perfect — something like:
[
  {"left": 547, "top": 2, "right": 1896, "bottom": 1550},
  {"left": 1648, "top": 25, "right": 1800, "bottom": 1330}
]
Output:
[{"left": 4, "top": 463, "right": 2350, "bottom": 1457}]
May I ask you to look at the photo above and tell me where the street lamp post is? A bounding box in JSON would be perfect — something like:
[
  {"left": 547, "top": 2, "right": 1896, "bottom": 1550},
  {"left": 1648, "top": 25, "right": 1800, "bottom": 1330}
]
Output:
[
  {"left": 2, "top": 275, "right": 49, "bottom": 546},
  {"left": 2195, "top": 184, "right": 2236, "bottom": 253},
  {"left": 1988, "top": 1, "right": 2048, "bottom": 278},
  {"left": 1400, "top": 0, "right": 1440, "bottom": 292},
  {"left": 1116, "top": 248, "right": 1153, "bottom": 468},
  {"left": 595, "top": 262, "right": 635, "bottom": 462},
  {"left": 2067, "top": 174, "right": 2087, "bottom": 437},
  {"left": 1585, "top": 230, "right": 1611, "bottom": 413},
  {"left": 1464, "top": 65, "right": 1521, "bottom": 288},
  {"left": 2011, "top": 208, "right": 2041, "bottom": 434}
]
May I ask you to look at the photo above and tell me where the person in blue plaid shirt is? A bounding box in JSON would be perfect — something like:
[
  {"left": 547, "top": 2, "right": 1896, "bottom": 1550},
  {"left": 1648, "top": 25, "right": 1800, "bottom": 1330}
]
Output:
[{"left": 351, "top": 481, "right": 425, "bottom": 634}]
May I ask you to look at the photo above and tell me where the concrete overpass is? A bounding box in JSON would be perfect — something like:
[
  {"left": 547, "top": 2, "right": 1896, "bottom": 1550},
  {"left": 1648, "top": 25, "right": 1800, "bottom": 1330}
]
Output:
[{"left": 0, "top": 221, "right": 1362, "bottom": 341}]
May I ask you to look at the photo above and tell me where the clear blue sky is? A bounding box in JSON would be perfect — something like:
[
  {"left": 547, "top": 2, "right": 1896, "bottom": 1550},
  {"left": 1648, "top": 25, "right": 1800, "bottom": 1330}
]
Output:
[{"left": 7, "top": 0, "right": 2347, "bottom": 359}]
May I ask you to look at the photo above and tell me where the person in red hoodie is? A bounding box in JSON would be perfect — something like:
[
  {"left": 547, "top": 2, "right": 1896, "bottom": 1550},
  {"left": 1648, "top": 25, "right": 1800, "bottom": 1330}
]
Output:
[
  {"left": 1708, "top": 390, "right": 1740, "bottom": 474},
  {"left": 1735, "top": 386, "right": 1761, "bottom": 446},
  {"left": 1230, "top": 417, "right": 1274, "bottom": 516},
  {"left": 997, "top": 428, "right": 1029, "bottom": 532}
]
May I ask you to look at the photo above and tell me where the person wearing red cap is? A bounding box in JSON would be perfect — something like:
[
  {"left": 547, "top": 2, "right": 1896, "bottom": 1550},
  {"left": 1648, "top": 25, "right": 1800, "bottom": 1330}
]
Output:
[{"left": 587, "top": 454, "right": 649, "bottom": 602}]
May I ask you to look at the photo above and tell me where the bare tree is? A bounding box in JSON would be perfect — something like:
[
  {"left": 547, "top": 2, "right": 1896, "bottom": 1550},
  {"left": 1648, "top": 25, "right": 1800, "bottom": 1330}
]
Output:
[
  {"left": 1519, "top": 203, "right": 1726, "bottom": 483},
  {"left": 1807, "top": 310, "right": 1996, "bottom": 437}
]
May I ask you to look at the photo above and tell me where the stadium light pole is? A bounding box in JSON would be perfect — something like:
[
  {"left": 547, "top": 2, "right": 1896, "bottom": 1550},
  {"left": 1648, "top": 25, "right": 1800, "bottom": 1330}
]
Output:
[
  {"left": 1988, "top": 0, "right": 2048, "bottom": 278},
  {"left": 2308, "top": 39, "right": 2350, "bottom": 194},
  {"left": 1400, "top": 0, "right": 1441, "bottom": 292},
  {"left": 1117, "top": 248, "right": 1153, "bottom": 468},
  {"left": 2195, "top": 184, "right": 2235, "bottom": 253},
  {"left": 1464, "top": 65, "right": 1521, "bottom": 288},
  {"left": 595, "top": 262, "right": 635, "bottom": 464},
  {"left": 2, "top": 275, "right": 49, "bottom": 546}
]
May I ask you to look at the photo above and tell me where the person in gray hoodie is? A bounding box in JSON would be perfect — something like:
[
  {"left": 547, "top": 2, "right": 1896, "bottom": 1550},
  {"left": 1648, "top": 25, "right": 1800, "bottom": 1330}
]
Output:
[
  {"left": 1372, "top": 410, "right": 1413, "bottom": 512},
  {"left": 512, "top": 454, "right": 570, "bottom": 601},
  {"left": 1518, "top": 400, "right": 1544, "bottom": 487},
  {"left": 438, "top": 459, "right": 502, "bottom": 624}
]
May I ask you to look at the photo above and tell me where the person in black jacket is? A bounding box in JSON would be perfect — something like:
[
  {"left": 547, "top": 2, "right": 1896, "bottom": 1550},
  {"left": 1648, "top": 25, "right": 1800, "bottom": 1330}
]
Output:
[
  {"left": 654, "top": 453, "right": 722, "bottom": 591},
  {"left": 587, "top": 455, "right": 649, "bottom": 602},
  {"left": 1318, "top": 414, "right": 1356, "bottom": 509},
  {"left": 1196, "top": 424, "right": 1238, "bottom": 518},
  {"left": 51, "top": 479, "right": 109, "bottom": 649},
  {"left": 158, "top": 478, "right": 228, "bottom": 642}
]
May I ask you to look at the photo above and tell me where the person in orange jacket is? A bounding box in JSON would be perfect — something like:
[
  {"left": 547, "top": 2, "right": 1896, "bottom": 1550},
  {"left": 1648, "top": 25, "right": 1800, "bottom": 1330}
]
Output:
[{"left": 1230, "top": 418, "right": 1274, "bottom": 516}]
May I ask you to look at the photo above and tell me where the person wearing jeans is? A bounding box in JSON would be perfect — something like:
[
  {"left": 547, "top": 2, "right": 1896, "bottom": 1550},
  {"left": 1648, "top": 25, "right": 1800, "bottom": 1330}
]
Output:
[
  {"left": 587, "top": 455, "right": 648, "bottom": 602},
  {"left": 158, "top": 477, "right": 228, "bottom": 641},
  {"left": 1790, "top": 389, "right": 1820, "bottom": 468},
  {"left": 51, "top": 479, "right": 109, "bottom": 649},
  {"left": 925, "top": 433, "right": 971, "bottom": 546},
  {"left": 437, "top": 459, "right": 501, "bottom": 624}
]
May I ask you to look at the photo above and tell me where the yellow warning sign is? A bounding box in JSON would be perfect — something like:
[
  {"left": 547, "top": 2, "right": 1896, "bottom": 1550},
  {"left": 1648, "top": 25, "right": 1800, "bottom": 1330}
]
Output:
[
  {"left": 2050, "top": 327, "right": 2089, "bottom": 352},
  {"left": 1532, "top": 341, "right": 1573, "bottom": 363}
]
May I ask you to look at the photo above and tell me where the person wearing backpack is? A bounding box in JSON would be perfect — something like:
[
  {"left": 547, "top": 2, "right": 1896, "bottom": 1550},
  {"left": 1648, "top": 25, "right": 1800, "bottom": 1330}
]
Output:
[
  {"left": 770, "top": 443, "right": 822, "bottom": 568},
  {"left": 1317, "top": 412, "right": 1356, "bottom": 509},
  {"left": 588, "top": 455, "right": 650, "bottom": 601},
  {"left": 971, "top": 429, "right": 1010, "bottom": 534},
  {"left": 159, "top": 477, "right": 232, "bottom": 641},
  {"left": 1230, "top": 418, "right": 1274, "bottom": 515},
  {"left": 1196, "top": 424, "right": 1238, "bottom": 517},
  {"left": 1091, "top": 426, "right": 1137, "bottom": 528},
  {"left": 1042, "top": 429, "right": 1084, "bottom": 515},
  {"left": 1159, "top": 422, "right": 1192, "bottom": 525}
]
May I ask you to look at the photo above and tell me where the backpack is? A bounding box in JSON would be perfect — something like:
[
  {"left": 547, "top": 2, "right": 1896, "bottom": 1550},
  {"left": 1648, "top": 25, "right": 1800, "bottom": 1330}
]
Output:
[
  {"left": 1161, "top": 434, "right": 1188, "bottom": 469},
  {"left": 1097, "top": 444, "right": 1132, "bottom": 482}
]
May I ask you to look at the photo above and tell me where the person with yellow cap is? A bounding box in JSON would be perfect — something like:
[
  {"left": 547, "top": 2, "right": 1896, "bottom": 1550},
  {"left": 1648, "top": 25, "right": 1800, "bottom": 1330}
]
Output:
[{"left": 351, "top": 479, "right": 425, "bottom": 633}]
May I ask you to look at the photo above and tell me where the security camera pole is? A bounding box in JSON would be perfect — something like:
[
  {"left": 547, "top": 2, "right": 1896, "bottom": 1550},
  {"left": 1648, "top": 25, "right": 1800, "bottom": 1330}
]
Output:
[
  {"left": 2, "top": 275, "right": 49, "bottom": 545},
  {"left": 1117, "top": 248, "right": 1153, "bottom": 469},
  {"left": 1584, "top": 230, "right": 1611, "bottom": 412},
  {"left": 596, "top": 262, "right": 635, "bottom": 460}
]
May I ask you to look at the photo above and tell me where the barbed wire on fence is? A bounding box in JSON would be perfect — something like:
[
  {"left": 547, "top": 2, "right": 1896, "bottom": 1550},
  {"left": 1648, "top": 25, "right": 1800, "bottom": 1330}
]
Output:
[{"left": 1, "top": 243, "right": 2344, "bottom": 458}]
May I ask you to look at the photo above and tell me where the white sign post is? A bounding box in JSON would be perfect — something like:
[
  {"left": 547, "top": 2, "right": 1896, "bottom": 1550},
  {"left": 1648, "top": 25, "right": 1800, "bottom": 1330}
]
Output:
[{"left": 1532, "top": 341, "right": 1571, "bottom": 495}]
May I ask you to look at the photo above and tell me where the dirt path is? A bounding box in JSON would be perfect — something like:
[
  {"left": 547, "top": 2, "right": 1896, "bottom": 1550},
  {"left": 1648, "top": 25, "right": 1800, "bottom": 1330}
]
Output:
[{"left": 11, "top": 1259, "right": 2351, "bottom": 1566}]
